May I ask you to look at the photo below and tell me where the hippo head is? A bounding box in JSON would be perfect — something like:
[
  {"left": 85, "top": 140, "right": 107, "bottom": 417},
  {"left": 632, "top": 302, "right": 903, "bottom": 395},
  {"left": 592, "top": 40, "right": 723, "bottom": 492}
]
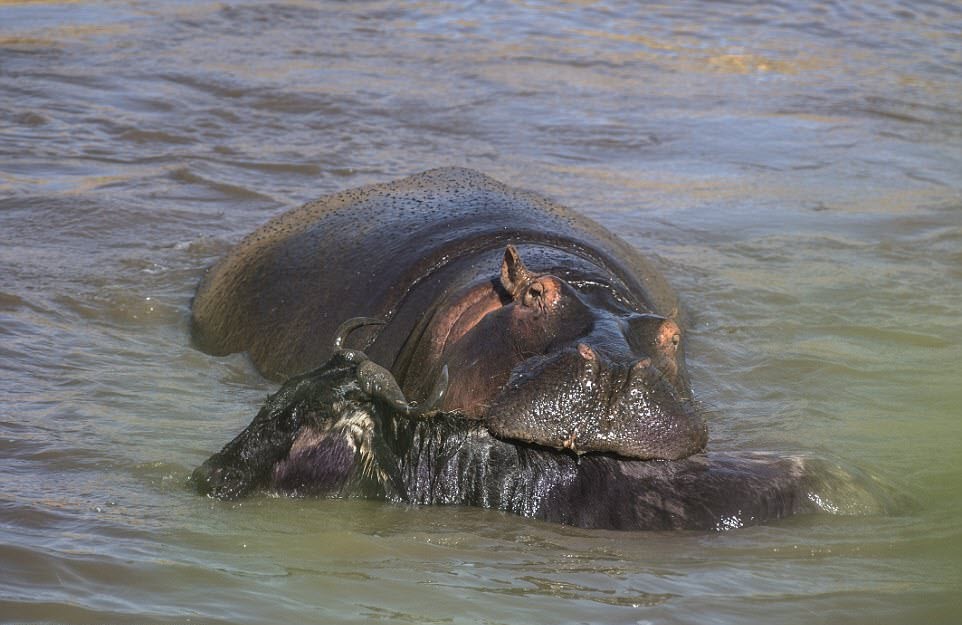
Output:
[{"left": 416, "top": 246, "right": 707, "bottom": 461}]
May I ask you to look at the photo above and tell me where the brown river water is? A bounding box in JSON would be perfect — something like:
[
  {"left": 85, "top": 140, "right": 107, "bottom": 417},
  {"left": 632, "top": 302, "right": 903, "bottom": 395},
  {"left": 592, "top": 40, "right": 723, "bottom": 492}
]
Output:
[{"left": 1, "top": 1, "right": 960, "bottom": 623}]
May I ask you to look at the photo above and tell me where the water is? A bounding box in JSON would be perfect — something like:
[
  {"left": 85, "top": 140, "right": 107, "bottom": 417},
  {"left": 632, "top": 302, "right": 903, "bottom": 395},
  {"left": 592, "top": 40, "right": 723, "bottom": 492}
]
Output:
[{"left": 1, "top": 1, "right": 959, "bottom": 623}]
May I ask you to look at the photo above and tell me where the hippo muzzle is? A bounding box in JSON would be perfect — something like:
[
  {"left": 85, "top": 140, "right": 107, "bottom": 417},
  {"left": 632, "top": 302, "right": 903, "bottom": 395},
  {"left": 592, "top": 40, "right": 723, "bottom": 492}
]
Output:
[{"left": 485, "top": 341, "right": 708, "bottom": 460}]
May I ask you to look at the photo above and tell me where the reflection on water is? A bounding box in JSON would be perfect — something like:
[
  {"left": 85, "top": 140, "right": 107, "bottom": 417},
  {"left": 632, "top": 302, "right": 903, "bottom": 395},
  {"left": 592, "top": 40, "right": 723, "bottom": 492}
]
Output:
[{"left": 1, "top": 1, "right": 959, "bottom": 623}]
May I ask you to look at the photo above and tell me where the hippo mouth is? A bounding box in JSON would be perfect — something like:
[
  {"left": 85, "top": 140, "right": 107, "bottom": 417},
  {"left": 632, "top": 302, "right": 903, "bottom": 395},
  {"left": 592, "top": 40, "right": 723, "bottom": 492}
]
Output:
[{"left": 482, "top": 343, "right": 708, "bottom": 461}]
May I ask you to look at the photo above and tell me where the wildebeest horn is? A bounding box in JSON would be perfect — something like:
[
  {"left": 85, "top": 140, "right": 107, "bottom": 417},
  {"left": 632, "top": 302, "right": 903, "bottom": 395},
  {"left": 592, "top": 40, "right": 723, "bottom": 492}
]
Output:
[
  {"left": 414, "top": 364, "right": 449, "bottom": 415},
  {"left": 333, "top": 316, "right": 386, "bottom": 350},
  {"left": 356, "top": 361, "right": 448, "bottom": 417}
]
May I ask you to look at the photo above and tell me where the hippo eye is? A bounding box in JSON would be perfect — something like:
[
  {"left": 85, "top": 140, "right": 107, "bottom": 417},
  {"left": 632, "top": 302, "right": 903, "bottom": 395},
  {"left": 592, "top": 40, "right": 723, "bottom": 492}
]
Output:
[
  {"left": 671, "top": 333, "right": 681, "bottom": 348},
  {"left": 522, "top": 281, "right": 544, "bottom": 307}
]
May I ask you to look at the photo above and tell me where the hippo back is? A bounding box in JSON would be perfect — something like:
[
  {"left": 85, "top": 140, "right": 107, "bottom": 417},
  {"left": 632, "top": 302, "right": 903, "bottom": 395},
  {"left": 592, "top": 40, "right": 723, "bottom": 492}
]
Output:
[{"left": 191, "top": 167, "right": 678, "bottom": 380}]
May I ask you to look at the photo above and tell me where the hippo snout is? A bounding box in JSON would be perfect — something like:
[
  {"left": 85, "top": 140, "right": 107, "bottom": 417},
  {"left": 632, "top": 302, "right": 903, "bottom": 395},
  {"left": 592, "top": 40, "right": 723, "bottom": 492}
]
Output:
[{"left": 484, "top": 343, "right": 707, "bottom": 461}]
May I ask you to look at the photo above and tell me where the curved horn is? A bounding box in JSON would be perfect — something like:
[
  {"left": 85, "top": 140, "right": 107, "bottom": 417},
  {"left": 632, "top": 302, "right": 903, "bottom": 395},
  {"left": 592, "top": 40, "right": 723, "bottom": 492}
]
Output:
[
  {"left": 414, "top": 364, "right": 448, "bottom": 415},
  {"left": 333, "top": 316, "right": 386, "bottom": 350},
  {"left": 356, "top": 359, "right": 408, "bottom": 409},
  {"left": 397, "top": 364, "right": 449, "bottom": 416},
  {"left": 356, "top": 361, "right": 449, "bottom": 418}
]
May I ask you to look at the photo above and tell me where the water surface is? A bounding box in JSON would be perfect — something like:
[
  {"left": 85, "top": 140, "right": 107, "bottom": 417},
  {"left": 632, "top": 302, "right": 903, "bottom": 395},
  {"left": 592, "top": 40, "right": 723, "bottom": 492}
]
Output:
[{"left": 1, "top": 1, "right": 960, "bottom": 623}]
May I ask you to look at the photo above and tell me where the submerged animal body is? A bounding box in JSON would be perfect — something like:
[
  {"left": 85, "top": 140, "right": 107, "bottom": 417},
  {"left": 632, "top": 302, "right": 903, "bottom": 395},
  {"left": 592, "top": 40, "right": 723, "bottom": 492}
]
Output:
[
  {"left": 191, "top": 336, "right": 888, "bottom": 530},
  {"left": 190, "top": 168, "right": 899, "bottom": 530}
]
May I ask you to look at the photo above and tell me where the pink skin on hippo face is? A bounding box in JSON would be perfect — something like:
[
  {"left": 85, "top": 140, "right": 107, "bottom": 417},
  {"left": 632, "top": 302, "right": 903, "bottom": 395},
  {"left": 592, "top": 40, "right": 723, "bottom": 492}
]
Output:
[{"left": 406, "top": 245, "right": 707, "bottom": 461}]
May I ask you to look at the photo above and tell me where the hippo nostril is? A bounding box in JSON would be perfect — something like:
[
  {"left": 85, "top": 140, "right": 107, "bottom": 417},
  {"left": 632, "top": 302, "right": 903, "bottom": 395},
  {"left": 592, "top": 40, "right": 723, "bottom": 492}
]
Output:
[{"left": 577, "top": 343, "right": 596, "bottom": 361}]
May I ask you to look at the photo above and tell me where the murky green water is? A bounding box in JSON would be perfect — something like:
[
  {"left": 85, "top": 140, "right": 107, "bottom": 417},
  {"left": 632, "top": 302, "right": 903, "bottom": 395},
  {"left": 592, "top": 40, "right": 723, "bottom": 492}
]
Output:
[{"left": 1, "top": 1, "right": 959, "bottom": 623}]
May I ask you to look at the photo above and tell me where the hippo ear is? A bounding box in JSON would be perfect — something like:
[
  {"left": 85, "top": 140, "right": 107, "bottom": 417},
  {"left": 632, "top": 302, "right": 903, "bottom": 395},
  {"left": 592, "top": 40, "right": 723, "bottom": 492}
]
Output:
[{"left": 500, "top": 245, "right": 533, "bottom": 299}]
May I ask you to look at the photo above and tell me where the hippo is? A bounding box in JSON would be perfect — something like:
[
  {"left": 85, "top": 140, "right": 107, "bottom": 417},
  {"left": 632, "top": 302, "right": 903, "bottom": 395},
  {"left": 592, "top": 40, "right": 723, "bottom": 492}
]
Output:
[
  {"left": 191, "top": 167, "right": 707, "bottom": 461},
  {"left": 189, "top": 168, "right": 900, "bottom": 530}
]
